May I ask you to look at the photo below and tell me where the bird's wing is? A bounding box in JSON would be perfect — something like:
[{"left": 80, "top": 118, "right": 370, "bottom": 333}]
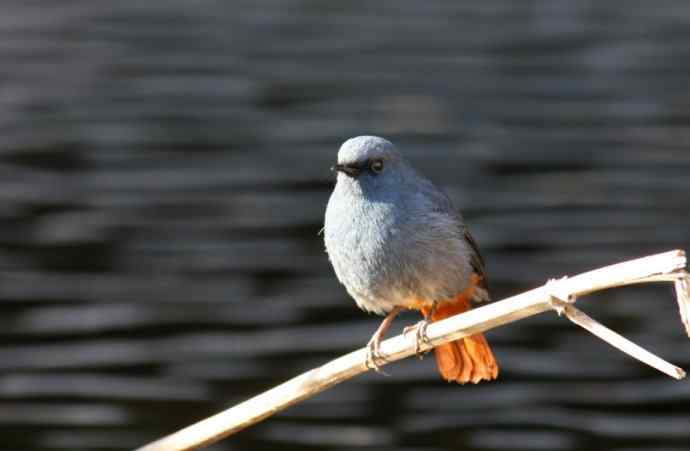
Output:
[
  {"left": 422, "top": 178, "right": 491, "bottom": 303},
  {"left": 463, "top": 227, "right": 491, "bottom": 304}
]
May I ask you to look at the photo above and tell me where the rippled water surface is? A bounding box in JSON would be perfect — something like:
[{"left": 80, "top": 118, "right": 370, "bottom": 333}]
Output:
[{"left": 2, "top": 1, "right": 690, "bottom": 450}]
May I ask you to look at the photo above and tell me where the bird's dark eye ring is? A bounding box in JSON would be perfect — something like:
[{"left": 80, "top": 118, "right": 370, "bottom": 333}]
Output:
[{"left": 369, "top": 159, "right": 384, "bottom": 173}]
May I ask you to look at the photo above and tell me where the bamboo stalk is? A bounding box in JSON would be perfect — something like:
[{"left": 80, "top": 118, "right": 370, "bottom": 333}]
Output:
[{"left": 137, "top": 250, "right": 690, "bottom": 451}]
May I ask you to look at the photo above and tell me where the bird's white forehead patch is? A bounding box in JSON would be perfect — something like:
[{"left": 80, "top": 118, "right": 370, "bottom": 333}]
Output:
[{"left": 337, "top": 135, "right": 396, "bottom": 164}]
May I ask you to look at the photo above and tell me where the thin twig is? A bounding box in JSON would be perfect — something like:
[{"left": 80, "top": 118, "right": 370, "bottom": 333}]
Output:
[
  {"left": 553, "top": 299, "right": 685, "bottom": 379},
  {"left": 137, "top": 250, "right": 689, "bottom": 451},
  {"left": 675, "top": 275, "right": 690, "bottom": 337}
]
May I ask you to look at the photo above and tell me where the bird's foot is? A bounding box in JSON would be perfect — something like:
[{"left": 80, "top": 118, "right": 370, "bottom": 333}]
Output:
[
  {"left": 363, "top": 306, "right": 403, "bottom": 375},
  {"left": 365, "top": 334, "right": 390, "bottom": 375},
  {"left": 403, "top": 319, "right": 432, "bottom": 359}
]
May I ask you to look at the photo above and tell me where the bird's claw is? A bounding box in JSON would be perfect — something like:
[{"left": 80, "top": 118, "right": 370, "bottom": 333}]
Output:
[
  {"left": 365, "top": 336, "right": 390, "bottom": 375},
  {"left": 403, "top": 319, "right": 432, "bottom": 359}
]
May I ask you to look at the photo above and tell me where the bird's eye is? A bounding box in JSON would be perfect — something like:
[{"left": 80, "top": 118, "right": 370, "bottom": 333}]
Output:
[{"left": 369, "top": 159, "right": 384, "bottom": 174}]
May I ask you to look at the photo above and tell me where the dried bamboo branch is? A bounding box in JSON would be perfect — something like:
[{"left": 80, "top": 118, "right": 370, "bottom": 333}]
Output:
[
  {"left": 552, "top": 300, "right": 685, "bottom": 379},
  {"left": 137, "top": 249, "right": 690, "bottom": 451}
]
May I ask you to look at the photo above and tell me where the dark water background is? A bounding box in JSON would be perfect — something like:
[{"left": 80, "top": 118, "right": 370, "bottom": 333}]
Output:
[{"left": 2, "top": 1, "right": 690, "bottom": 450}]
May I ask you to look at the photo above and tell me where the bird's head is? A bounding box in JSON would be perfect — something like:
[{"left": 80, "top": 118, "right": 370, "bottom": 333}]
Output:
[{"left": 332, "top": 136, "right": 407, "bottom": 194}]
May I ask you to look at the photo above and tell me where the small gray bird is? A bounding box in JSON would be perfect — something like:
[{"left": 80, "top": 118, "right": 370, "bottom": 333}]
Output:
[{"left": 324, "top": 136, "right": 498, "bottom": 384}]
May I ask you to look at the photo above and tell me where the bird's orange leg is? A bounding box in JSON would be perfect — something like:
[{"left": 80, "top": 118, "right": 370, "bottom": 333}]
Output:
[{"left": 366, "top": 306, "right": 404, "bottom": 373}]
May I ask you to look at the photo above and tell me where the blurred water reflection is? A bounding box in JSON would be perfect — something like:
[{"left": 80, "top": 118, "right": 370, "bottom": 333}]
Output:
[{"left": 2, "top": 1, "right": 690, "bottom": 450}]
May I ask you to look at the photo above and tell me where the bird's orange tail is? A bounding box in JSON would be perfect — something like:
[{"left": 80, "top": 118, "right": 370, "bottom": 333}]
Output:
[{"left": 422, "top": 295, "right": 499, "bottom": 384}]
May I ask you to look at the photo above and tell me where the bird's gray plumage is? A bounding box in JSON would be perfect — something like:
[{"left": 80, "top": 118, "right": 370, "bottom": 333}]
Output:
[{"left": 324, "top": 136, "right": 489, "bottom": 315}]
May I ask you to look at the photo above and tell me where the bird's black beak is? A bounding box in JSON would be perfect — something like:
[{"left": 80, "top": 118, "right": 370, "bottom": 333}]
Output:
[{"left": 331, "top": 163, "right": 361, "bottom": 177}]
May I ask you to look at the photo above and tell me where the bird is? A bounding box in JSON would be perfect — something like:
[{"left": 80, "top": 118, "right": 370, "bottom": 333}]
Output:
[{"left": 323, "top": 136, "right": 498, "bottom": 384}]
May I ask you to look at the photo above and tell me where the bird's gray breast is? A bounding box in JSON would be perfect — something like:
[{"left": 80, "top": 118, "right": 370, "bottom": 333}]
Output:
[{"left": 324, "top": 185, "right": 471, "bottom": 315}]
